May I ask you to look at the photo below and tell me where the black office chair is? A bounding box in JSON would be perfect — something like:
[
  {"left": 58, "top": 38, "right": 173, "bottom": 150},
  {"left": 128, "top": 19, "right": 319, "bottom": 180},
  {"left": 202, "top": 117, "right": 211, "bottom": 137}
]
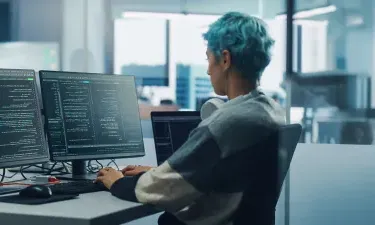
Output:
[
  {"left": 158, "top": 124, "right": 302, "bottom": 225},
  {"left": 232, "top": 124, "right": 302, "bottom": 225}
]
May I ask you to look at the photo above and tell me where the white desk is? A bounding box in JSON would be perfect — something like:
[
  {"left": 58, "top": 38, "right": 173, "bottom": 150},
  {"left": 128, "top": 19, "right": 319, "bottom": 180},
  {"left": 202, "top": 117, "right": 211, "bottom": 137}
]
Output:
[
  {"left": 0, "top": 191, "right": 159, "bottom": 225},
  {"left": 0, "top": 138, "right": 160, "bottom": 224}
]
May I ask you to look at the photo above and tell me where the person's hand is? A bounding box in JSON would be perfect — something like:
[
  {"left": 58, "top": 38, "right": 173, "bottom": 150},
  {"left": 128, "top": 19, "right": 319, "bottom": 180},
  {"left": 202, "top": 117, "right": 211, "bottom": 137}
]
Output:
[
  {"left": 95, "top": 167, "right": 124, "bottom": 189},
  {"left": 121, "top": 165, "right": 152, "bottom": 176}
]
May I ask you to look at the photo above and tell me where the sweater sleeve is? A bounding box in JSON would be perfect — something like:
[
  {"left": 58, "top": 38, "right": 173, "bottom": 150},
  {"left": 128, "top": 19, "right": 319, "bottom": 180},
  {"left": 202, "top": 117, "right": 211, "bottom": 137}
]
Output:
[
  {"left": 109, "top": 125, "right": 222, "bottom": 212},
  {"left": 110, "top": 172, "right": 146, "bottom": 202},
  {"left": 109, "top": 109, "right": 281, "bottom": 211}
]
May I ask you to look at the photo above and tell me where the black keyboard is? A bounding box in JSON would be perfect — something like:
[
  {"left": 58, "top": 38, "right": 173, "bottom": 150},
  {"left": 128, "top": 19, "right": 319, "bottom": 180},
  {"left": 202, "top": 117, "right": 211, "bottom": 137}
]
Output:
[{"left": 49, "top": 180, "right": 107, "bottom": 195}]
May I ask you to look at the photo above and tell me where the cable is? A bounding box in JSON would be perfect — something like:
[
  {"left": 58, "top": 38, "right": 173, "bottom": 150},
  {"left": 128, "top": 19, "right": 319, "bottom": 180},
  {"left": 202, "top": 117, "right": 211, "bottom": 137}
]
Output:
[
  {"left": 87, "top": 160, "right": 101, "bottom": 173},
  {"left": 30, "top": 164, "right": 44, "bottom": 169},
  {"left": 0, "top": 167, "right": 28, "bottom": 182},
  {"left": 0, "top": 169, "right": 5, "bottom": 182},
  {"left": 62, "top": 163, "right": 71, "bottom": 173},
  {"left": 2, "top": 169, "right": 20, "bottom": 180},
  {"left": 107, "top": 159, "right": 119, "bottom": 170},
  {"left": 95, "top": 160, "right": 103, "bottom": 169},
  {"left": 19, "top": 167, "right": 28, "bottom": 180},
  {"left": 44, "top": 162, "right": 57, "bottom": 175}
]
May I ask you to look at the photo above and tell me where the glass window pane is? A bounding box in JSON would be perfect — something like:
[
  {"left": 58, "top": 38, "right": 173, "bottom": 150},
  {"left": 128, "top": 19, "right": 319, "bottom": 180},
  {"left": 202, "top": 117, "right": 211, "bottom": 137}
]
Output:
[
  {"left": 287, "top": 1, "right": 375, "bottom": 225},
  {"left": 170, "top": 15, "right": 218, "bottom": 109},
  {"left": 300, "top": 21, "right": 328, "bottom": 72},
  {"left": 114, "top": 18, "right": 168, "bottom": 86},
  {"left": 262, "top": 20, "right": 286, "bottom": 90},
  {"left": 287, "top": 2, "right": 374, "bottom": 145}
]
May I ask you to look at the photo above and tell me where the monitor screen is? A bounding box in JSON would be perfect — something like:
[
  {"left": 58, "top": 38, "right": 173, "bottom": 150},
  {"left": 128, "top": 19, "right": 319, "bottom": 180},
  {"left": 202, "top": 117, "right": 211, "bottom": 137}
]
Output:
[
  {"left": 39, "top": 71, "right": 145, "bottom": 161},
  {"left": 151, "top": 111, "right": 201, "bottom": 165},
  {"left": 0, "top": 69, "right": 49, "bottom": 168}
]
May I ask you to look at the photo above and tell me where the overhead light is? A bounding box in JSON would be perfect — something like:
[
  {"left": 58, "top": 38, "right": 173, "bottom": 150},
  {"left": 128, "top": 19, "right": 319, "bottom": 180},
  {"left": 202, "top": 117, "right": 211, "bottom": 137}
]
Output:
[
  {"left": 276, "top": 5, "right": 337, "bottom": 20},
  {"left": 122, "top": 12, "right": 183, "bottom": 20},
  {"left": 346, "top": 14, "right": 364, "bottom": 27},
  {"left": 122, "top": 11, "right": 220, "bottom": 22},
  {"left": 293, "top": 20, "right": 329, "bottom": 26}
]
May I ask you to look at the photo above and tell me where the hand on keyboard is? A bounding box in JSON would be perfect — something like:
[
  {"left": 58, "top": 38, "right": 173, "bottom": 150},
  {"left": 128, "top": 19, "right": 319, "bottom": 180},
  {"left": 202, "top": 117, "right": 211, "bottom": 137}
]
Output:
[
  {"left": 94, "top": 167, "right": 124, "bottom": 189},
  {"left": 50, "top": 180, "right": 107, "bottom": 195},
  {"left": 121, "top": 165, "right": 152, "bottom": 176}
]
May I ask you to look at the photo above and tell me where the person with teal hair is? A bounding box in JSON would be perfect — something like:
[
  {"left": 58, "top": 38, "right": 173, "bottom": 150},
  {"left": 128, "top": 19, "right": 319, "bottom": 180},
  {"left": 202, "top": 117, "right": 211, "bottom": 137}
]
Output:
[
  {"left": 202, "top": 11, "right": 275, "bottom": 98},
  {"left": 96, "top": 12, "right": 285, "bottom": 225}
]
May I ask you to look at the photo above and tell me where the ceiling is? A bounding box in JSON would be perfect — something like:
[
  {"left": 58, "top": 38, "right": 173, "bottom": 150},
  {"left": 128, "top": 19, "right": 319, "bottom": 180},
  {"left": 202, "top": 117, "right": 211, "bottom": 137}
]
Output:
[
  {"left": 111, "top": 0, "right": 276, "bottom": 18},
  {"left": 110, "top": 0, "right": 370, "bottom": 19}
]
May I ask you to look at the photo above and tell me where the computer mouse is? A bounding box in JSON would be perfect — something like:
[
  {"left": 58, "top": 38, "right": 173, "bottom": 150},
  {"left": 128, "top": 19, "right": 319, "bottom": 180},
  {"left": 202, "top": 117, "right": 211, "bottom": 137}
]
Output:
[{"left": 19, "top": 185, "right": 52, "bottom": 198}]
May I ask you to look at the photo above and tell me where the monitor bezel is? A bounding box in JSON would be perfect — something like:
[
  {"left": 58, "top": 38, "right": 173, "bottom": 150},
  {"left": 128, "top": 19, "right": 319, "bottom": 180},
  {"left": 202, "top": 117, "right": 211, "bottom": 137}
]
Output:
[
  {"left": 150, "top": 111, "right": 201, "bottom": 165},
  {"left": 150, "top": 110, "right": 201, "bottom": 140},
  {"left": 150, "top": 111, "right": 201, "bottom": 119},
  {"left": 39, "top": 70, "right": 145, "bottom": 162},
  {"left": 0, "top": 69, "right": 50, "bottom": 168}
]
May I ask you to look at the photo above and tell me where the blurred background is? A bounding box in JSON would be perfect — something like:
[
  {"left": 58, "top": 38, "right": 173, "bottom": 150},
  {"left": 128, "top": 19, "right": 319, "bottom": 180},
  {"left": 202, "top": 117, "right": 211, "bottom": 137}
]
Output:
[{"left": 0, "top": 0, "right": 374, "bottom": 224}]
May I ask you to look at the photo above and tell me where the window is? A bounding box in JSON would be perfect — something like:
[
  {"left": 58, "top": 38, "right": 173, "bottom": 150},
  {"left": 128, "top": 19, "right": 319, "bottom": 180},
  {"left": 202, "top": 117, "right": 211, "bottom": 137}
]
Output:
[
  {"left": 261, "top": 20, "right": 287, "bottom": 90},
  {"left": 114, "top": 18, "right": 168, "bottom": 86},
  {"left": 300, "top": 21, "right": 328, "bottom": 72},
  {"left": 170, "top": 15, "right": 218, "bottom": 109}
]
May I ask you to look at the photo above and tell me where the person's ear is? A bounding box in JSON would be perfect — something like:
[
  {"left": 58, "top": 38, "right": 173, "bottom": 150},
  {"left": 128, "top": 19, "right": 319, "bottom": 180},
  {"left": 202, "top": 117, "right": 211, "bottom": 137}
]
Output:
[{"left": 221, "top": 50, "right": 231, "bottom": 71}]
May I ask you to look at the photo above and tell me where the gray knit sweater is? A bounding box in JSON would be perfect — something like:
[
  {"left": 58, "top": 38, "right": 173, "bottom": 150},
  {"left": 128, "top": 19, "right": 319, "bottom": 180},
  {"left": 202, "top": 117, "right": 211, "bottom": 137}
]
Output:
[{"left": 110, "top": 88, "right": 286, "bottom": 225}]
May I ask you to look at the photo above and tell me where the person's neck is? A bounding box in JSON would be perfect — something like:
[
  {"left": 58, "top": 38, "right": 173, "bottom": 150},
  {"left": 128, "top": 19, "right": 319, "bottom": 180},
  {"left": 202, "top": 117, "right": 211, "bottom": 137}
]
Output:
[{"left": 227, "top": 75, "right": 258, "bottom": 100}]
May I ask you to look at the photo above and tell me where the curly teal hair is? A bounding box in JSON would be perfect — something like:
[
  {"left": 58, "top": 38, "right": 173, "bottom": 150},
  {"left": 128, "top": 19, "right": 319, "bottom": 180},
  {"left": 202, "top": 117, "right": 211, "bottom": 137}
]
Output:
[{"left": 203, "top": 12, "right": 275, "bottom": 81}]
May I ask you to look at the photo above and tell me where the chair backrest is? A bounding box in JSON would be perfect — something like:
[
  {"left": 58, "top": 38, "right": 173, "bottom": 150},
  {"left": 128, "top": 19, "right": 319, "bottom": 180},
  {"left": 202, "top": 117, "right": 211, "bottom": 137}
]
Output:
[
  {"left": 275, "top": 124, "right": 302, "bottom": 199},
  {"left": 233, "top": 123, "right": 302, "bottom": 225}
]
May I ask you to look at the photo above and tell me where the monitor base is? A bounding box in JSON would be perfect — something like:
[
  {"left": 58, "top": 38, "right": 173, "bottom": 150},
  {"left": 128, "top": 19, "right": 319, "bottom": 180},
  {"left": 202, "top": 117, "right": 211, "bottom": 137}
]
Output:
[{"left": 55, "top": 160, "right": 96, "bottom": 180}]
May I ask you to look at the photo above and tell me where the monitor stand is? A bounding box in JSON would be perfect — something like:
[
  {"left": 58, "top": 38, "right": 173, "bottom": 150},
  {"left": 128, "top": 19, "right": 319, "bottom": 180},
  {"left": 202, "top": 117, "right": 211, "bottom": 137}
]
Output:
[{"left": 55, "top": 160, "right": 97, "bottom": 181}]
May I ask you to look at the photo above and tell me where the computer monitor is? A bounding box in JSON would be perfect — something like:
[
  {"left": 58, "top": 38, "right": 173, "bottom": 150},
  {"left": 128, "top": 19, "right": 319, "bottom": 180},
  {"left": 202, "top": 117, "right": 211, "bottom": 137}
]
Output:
[
  {"left": 0, "top": 69, "right": 49, "bottom": 168},
  {"left": 39, "top": 71, "right": 145, "bottom": 180},
  {"left": 151, "top": 111, "right": 201, "bottom": 165},
  {"left": 7, "top": 72, "right": 66, "bottom": 174}
]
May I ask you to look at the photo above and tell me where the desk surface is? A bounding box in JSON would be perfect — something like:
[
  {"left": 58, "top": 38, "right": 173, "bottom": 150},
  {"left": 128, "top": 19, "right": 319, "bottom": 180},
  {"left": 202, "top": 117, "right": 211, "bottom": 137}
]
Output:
[
  {"left": 0, "top": 138, "right": 159, "bottom": 225},
  {"left": 0, "top": 191, "right": 158, "bottom": 225}
]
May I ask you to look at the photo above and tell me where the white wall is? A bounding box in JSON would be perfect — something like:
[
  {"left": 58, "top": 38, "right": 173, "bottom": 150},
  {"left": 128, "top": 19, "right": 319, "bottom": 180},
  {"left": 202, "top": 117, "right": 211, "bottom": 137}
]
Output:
[
  {"left": 326, "top": 0, "right": 375, "bottom": 106},
  {"left": 12, "top": 0, "right": 62, "bottom": 42},
  {"left": 12, "top": 0, "right": 106, "bottom": 73},
  {"left": 62, "top": 0, "right": 106, "bottom": 73},
  {"left": 346, "top": 7, "right": 375, "bottom": 107}
]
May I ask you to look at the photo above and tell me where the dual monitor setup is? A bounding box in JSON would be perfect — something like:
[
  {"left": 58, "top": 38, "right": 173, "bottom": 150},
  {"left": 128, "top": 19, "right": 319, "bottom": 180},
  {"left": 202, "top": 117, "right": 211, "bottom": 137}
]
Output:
[
  {"left": 0, "top": 68, "right": 204, "bottom": 183},
  {"left": 0, "top": 69, "right": 145, "bottom": 181}
]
